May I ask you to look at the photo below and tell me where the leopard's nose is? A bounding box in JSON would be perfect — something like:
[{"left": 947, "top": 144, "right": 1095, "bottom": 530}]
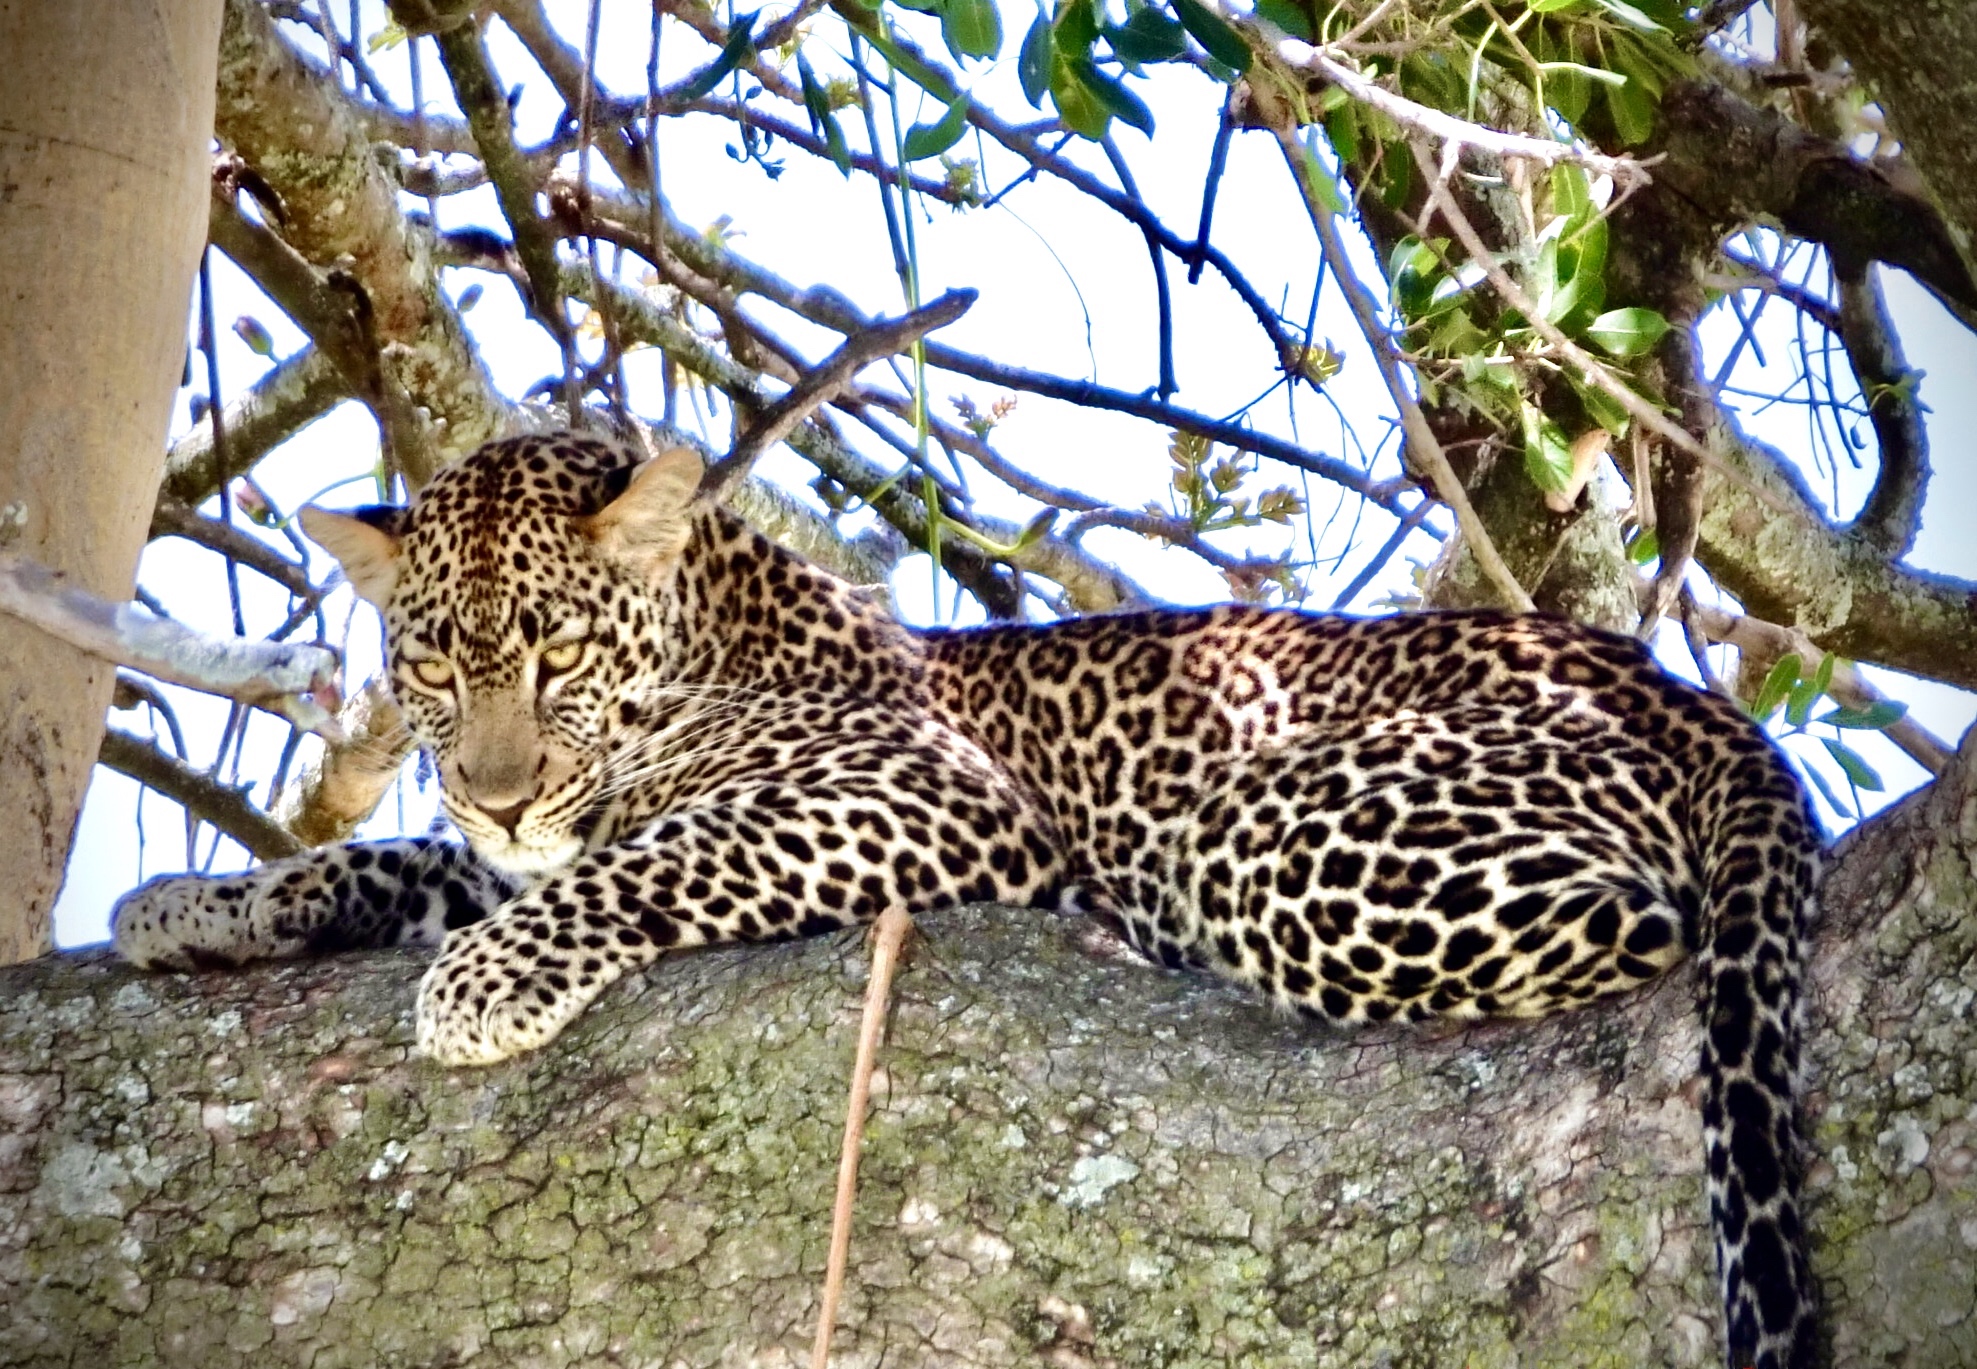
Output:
[{"left": 476, "top": 797, "right": 533, "bottom": 835}]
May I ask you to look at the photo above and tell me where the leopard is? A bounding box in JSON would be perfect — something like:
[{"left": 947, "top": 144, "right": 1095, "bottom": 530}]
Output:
[{"left": 112, "top": 430, "right": 1821, "bottom": 1369}]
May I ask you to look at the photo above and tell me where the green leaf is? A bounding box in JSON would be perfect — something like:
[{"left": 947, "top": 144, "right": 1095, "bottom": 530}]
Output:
[
  {"left": 1591, "top": 0, "right": 1667, "bottom": 33},
  {"left": 1387, "top": 235, "right": 1440, "bottom": 321},
  {"left": 1567, "top": 368, "right": 1631, "bottom": 435},
  {"left": 1171, "top": 0, "right": 1251, "bottom": 75},
  {"left": 1821, "top": 737, "right": 1885, "bottom": 791},
  {"left": 798, "top": 55, "right": 853, "bottom": 175},
  {"left": 1056, "top": 0, "right": 1100, "bottom": 50},
  {"left": 1585, "top": 306, "right": 1670, "bottom": 358},
  {"left": 1295, "top": 132, "right": 1345, "bottom": 212},
  {"left": 676, "top": 11, "right": 757, "bottom": 104},
  {"left": 1809, "top": 651, "right": 1836, "bottom": 700},
  {"left": 1526, "top": 0, "right": 1583, "bottom": 11},
  {"left": 1324, "top": 103, "right": 1359, "bottom": 163},
  {"left": 367, "top": 20, "right": 407, "bottom": 53},
  {"left": 903, "top": 92, "right": 973, "bottom": 160},
  {"left": 1019, "top": 11, "right": 1055, "bottom": 106},
  {"left": 1551, "top": 164, "right": 1593, "bottom": 228},
  {"left": 1603, "top": 74, "right": 1656, "bottom": 145},
  {"left": 1107, "top": 4, "right": 1187, "bottom": 63},
  {"left": 1049, "top": 54, "right": 1112, "bottom": 138},
  {"left": 1749, "top": 653, "right": 1803, "bottom": 723},
  {"left": 1521, "top": 407, "right": 1575, "bottom": 496},
  {"left": 1785, "top": 677, "right": 1820, "bottom": 728},
  {"left": 1078, "top": 59, "right": 1156, "bottom": 135},
  {"left": 942, "top": 0, "right": 1003, "bottom": 59},
  {"left": 1625, "top": 527, "right": 1659, "bottom": 565},
  {"left": 1253, "top": 0, "right": 1314, "bottom": 40},
  {"left": 1816, "top": 700, "right": 1910, "bottom": 730},
  {"left": 1800, "top": 759, "right": 1852, "bottom": 818}
]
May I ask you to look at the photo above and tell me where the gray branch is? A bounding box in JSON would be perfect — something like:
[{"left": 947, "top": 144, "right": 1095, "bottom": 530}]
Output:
[
  {"left": 3, "top": 732, "right": 1975, "bottom": 1365},
  {"left": 0, "top": 553, "right": 340, "bottom": 737}
]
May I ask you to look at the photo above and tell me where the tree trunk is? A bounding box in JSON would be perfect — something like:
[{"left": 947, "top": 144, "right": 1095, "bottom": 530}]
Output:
[
  {"left": 0, "top": 0, "right": 224, "bottom": 963},
  {"left": 3, "top": 736, "right": 1973, "bottom": 1368}
]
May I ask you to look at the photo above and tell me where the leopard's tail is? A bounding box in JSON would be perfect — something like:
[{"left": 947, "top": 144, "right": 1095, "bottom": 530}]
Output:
[{"left": 1695, "top": 746, "right": 1821, "bottom": 1369}]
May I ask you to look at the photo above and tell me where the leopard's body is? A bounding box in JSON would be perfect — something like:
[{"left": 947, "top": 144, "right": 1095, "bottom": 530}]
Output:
[{"left": 114, "top": 433, "right": 1821, "bottom": 1369}]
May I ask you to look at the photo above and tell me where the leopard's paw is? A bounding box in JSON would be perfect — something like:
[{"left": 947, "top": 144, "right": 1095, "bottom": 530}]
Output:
[
  {"left": 111, "top": 874, "right": 248, "bottom": 971},
  {"left": 414, "top": 916, "right": 606, "bottom": 1066}
]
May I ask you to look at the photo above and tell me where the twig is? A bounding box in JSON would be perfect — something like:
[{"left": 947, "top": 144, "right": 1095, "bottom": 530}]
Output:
[
  {"left": 1273, "top": 129, "right": 1536, "bottom": 613},
  {"left": 1330, "top": 499, "right": 1436, "bottom": 609},
  {"left": 1673, "top": 591, "right": 1953, "bottom": 775},
  {"left": 431, "top": 12, "right": 583, "bottom": 419},
  {"left": 98, "top": 729, "right": 306, "bottom": 862},
  {"left": 148, "top": 499, "right": 318, "bottom": 602},
  {"left": 1285, "top": 46, "right": 1658, "bottom": 190},
  {"left": 703, "top": 290, "right": 979, "bottom": 501},
  {"left": 0, "top": 553, "right": 342, "bottom": 737},
  {"left": 811, "top": 905, "right": 914, "bottom": 1369},
  {"left": 555, "top": 178, "right": 1410, "bottom": 514},
  {"left": 1101, "top": 136, "right": 1178, "bottom": 399}
]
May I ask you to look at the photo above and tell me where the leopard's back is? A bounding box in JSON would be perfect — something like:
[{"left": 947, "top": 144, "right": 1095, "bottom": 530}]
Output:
[{"left": 924, "top": 604, "right": 1820, "bottom": 1368}]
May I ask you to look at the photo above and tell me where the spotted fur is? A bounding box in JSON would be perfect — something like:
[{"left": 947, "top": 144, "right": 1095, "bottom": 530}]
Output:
[{"left": 113, "top": 432, "right": 1820, "bottom": 1368}]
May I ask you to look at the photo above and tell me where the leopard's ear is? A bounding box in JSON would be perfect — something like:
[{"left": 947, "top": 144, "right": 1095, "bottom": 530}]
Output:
[
  {"left": 300, "top": 504, "right": 405, "bottom": 608},
  {"left": 580, "top": 445, "right": 706, "bottom": 574}
]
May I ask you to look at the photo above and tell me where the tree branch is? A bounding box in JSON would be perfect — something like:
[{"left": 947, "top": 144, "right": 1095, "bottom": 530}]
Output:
[
  {"left": 0, "top": 553, "right": 341, "bottom": 737},
  {"left": 148, "top": 497, "right": 317, "bottom": 601},
  {"left": 97, "top": 729, "right": 304, "bottom": 862},
  {"left": 271, "top": 678, "right": 413, "bottom": 849},
  {"left": 160, "top": 346, "right": 349, "bottom": 509},
  {"left": 1835, "top": 264, "right": 1930, "bottom": 556},
  {"left": 701, "top": 290, "right": 979, "bottom": 503},
  {"left": 213, "top": 0, "right": 510, "bottom": 469}
]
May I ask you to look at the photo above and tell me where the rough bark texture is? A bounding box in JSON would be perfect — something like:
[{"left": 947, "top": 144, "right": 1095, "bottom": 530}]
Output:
[
  {"left": 0, "top": 0, "right": 223, "bottom": 964},
  {"left": 3, "top": 733, "right": 1974, "bottom": 1367},
  {"left": 1798, "top": 0, "right": 1977, "bottom": 275}
]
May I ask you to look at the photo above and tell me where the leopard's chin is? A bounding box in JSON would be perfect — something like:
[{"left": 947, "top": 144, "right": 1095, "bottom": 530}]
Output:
[{"left": 470, "top": 834, "right": 584, "bottom": 879}]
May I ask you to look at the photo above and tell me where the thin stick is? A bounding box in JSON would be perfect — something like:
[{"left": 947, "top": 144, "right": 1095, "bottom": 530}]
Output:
[
  {"left": 1272, "top": 129, "right": 1536, "bottom": 613},
  {"left": 811, "top": 904, "right": 914, "bottom": 1369}
]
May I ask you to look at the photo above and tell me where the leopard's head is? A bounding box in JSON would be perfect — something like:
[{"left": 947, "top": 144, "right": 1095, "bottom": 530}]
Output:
[{"left": 301, "top": 434, "right": 707, "bottom": 877}]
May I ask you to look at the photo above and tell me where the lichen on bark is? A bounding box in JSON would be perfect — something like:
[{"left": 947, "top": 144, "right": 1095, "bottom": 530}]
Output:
[{"left": 3, "top": 737, "right": 1975, "bottom": 1368}]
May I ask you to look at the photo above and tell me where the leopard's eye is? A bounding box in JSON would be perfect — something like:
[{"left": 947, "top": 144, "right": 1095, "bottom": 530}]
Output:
[
  {"left": 410, "top": 657, "right": 455, "bottom": 690},
  {"left": 540, "top": 639, "right": 585, "bottom": 673}
]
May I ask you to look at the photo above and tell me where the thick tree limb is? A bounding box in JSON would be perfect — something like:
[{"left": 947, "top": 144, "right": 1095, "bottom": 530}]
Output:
[
  {"left": 213, "top": 0, "right": 510, "bottom": 469},
  {"left": 1648, "top": 80, "right": 1977, "bottom": 316},
  {"left": 4, "top": 736, "right": 1975, "bottom": 1364},
  {"left": 0, "top": 554, "right": 340, "bottom": 737},
  {"left": 1794, "top": 0, "right": 1977, "bottom": 289},
  {"left": 1691, "top": 413, "right": 1977, "bottom": 693},
  {"left": 161, "top": 347, "right": 348, "bottom": 509},
  {"left": 97, "top": 729, "right": 304, "bottom": 862}
]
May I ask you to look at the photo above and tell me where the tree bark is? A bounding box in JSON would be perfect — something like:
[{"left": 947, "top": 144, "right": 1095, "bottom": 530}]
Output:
[
  {"left": 0, "top": 0, "right": 223, "bottom": 964},
  {"left": 3, "top": 735, "right": 1973, "bottom": 1367}
]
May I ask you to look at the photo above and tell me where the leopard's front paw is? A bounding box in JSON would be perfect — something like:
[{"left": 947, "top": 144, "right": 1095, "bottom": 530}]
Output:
[
  {"left": 414, "top": 916, "right": 608, "bottom": 1066},
  {"left": 112, "top": 874, "right": 246, "bottom": 971}
]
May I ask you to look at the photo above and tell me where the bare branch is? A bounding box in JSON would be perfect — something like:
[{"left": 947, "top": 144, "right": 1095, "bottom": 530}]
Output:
[
  {"left": 0, "top": 553, "right": 341, "bottom": 737},
  {"left": 1284, "top": 45, "right": 1659, "bottom": 189},
  {"left": 1835, "top": 264, "right": 1930, "bottom": 555},
  {"left": 272, "top": 678, "right": 413, "bottom": 848},
  {"left": 1274, "top": 129, "right": 1537, "bottom": 614},
  {"left": 98, "top": 729, "right": 304, "bottom": 862},
  {"left": 702, "top": 290, "right": 979, "bottom": 502},
  {"left": 161, "top": 346, "right": 350, "bottom": 508},
  {"left": 148, "top": 497, "right": 317, "bottom": 600}
]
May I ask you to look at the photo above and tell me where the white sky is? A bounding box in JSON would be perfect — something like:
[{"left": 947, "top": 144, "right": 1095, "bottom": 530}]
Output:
[{"left": 52, "top": 0, "right": 1977, "bottom": 945}]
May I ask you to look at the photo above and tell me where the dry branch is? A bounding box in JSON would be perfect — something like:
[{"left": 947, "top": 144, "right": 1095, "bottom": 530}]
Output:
[
  {"left": 97, "top": 729, "right": 305, "bottom": 862},
  {"left": 160, "top": 346, "right": 349, "bottom": 508},
  {"left": 0, "top": 553, "right": 340, "bottom": 737}
]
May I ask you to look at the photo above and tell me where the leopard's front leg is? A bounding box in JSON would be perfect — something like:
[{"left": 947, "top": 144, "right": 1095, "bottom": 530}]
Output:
[
  {"left": 417, "top": 780, "right": 1060, "bottom": 1066},
  {"left": 113, "top": 838, "right": 518, "bottom": 970}
]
